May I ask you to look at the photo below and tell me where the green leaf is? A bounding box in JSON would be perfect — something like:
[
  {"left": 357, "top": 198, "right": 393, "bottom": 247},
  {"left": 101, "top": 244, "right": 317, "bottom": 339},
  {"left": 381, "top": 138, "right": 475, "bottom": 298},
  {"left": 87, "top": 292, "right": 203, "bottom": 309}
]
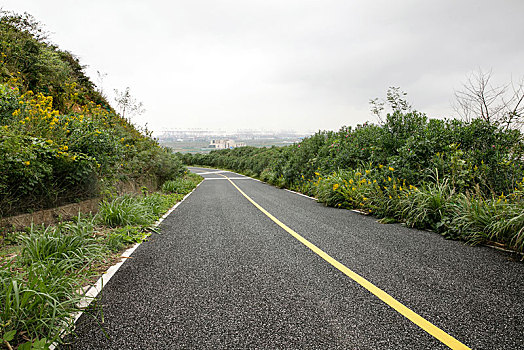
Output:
[
  {"left": 18, "top": 342, "right": 33, "bottom": 350},
  {"left": 32, "top": 338, "right": 48, "bottom": 350},
  {"left": 2, "top": 329, "right": 16, "bottom": 342}
]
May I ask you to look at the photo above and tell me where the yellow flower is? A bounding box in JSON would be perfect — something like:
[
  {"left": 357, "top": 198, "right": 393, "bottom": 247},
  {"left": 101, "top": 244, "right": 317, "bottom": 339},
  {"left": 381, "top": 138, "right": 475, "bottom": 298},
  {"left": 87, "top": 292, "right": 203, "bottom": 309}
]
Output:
[
  {"left": 389, "top": 167, "right": 394, "bottom": 171},
  {"left": 365, "top": 170, "right": 370, "bottom": 174},
  {"left": 333, "top": 184, "right": 340, "bottom": 190},
  {"left": 314, "top": 172, "right": 320, "bottom": 176},
  {"left": 378, "top": 164, "right": 384, "bottom": 169},
  {"left": 24, "top": 161, "right": 30, "bottom": 166},
  {"left": 388, "top": 177, "right": 392, "bottom": 181}
]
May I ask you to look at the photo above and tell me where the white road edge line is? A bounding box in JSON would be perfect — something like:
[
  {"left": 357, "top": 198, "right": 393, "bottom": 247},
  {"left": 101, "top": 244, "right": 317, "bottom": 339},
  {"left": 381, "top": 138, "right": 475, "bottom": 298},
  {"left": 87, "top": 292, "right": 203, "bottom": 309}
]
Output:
[
  {"left": 193, "top": 170, "right": 229, "bottom": 175},
  {"left": 203, "top": 177, "right": 251, "bottom": 180},
  {"left": 284, "top": 188, "right": 317, "bottom": 201},
  {"left": 49, "top": 180, "right": 204, "bottom": 350}
]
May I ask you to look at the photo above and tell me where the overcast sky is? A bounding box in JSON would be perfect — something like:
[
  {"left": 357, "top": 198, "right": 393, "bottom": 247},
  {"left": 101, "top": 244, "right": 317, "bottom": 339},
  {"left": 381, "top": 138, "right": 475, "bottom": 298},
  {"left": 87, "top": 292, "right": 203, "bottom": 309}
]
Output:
[{"left": 3, "top": 1, "right": 524, "bottom": 133}]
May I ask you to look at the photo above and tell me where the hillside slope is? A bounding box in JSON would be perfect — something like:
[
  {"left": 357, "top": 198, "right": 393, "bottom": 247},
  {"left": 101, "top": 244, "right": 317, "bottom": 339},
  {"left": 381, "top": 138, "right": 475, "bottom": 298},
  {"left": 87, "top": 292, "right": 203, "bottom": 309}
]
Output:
[{"left": 0, "top": 11, "right": 184, "bottom": 217}]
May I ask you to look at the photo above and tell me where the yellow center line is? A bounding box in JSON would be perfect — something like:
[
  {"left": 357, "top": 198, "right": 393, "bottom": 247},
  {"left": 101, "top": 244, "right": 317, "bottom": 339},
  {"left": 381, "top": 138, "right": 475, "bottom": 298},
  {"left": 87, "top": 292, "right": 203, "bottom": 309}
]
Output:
[{"left": 220, "top": 174, "right": 471, "bottom": 350}]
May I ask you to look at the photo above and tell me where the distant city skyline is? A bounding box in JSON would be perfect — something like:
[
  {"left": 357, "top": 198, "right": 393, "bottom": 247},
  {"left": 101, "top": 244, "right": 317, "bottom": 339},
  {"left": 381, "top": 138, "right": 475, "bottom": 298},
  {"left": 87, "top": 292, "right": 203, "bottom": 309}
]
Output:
[{"left": 2, "top": 0, "right": 524, "bottom": 132}]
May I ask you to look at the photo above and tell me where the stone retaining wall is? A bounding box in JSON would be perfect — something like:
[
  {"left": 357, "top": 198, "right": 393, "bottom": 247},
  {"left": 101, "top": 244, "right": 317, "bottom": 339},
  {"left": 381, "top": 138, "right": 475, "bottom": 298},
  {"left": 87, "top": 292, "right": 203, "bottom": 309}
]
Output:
[
  {"left": 0, "top": 178, "right": 158, "bottom": 230},
  {"left": 0, "top": 198, "right": 100, "bottom": 230}
]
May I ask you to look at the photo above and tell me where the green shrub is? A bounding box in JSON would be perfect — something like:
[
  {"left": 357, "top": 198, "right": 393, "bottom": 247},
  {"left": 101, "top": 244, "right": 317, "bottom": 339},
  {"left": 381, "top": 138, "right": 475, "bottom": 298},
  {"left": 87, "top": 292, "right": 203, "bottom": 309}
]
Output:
[{"left": 0, "top": 84, "right": 19, "bottom": 124}]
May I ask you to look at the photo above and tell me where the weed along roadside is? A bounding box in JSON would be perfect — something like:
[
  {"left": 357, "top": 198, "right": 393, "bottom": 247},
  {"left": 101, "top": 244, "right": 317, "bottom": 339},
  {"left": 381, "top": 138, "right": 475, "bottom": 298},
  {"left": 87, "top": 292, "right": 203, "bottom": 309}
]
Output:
[{"left": 0, "top": 173, "right": 202, "bottom": 349}]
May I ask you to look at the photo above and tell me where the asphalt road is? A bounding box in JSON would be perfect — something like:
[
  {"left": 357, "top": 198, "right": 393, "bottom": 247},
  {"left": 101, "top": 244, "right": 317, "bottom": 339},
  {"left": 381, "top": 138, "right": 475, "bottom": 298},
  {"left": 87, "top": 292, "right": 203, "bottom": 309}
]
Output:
[{"left": 63, "top": 167, "right": 524, "bottom": 349}]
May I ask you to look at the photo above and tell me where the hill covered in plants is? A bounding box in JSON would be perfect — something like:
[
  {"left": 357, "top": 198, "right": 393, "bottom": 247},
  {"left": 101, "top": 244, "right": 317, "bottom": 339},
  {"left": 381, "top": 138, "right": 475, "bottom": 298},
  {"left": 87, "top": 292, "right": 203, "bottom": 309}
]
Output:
[
  {"left": 0, "top": 11, "right": 184, "bottom": 217},
  {"left": 181, "top": 101, "right": 524, "bottom": 253}
]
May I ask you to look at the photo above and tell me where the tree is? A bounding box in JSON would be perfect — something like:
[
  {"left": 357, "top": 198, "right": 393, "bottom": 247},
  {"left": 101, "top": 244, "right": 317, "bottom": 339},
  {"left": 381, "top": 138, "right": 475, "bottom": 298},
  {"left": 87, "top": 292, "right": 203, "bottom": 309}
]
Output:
[
  {"left": 453, "top": 69, "right": 524, "bottom": 129},
  {"left": 114, "top": 87, "right": 145, "bottom": 121},
  {"left": 369, "top": 87, "right": 412, "bottom": 123}
]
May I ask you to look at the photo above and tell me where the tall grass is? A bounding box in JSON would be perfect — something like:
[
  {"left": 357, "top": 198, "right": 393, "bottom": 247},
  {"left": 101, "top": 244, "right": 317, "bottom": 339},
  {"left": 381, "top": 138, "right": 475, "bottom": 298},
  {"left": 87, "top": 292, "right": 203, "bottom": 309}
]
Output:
[
  {"left": 313, "top": 168, "right": 524, "bottom": 252},
  {"left": 1, "top": 252, "right": 90, "bottom": 348},
  {"left": 451, "top": 195, "right": 524, "bottom": 251},
  {"left": 161, "top": 173, "right": 201, "bottom": 195},
  {"left": 96, "top": 195, "right": 156, "bottom": 227},
  {"left": 399, "top": 179, "right": 455, "bottom": 231},
  {"left": 20, "top": 221, "right": 104, "bottom": 269},
  {"left": 0, "top": 187, "right": 202, "bottom": 348}
]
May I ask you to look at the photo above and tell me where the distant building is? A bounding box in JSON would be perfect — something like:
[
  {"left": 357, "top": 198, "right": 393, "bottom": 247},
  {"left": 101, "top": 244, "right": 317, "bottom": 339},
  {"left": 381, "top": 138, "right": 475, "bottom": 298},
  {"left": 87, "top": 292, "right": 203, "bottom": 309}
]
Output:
[{"left": 208, "top": 139, "right": 246, "bottom": 149}]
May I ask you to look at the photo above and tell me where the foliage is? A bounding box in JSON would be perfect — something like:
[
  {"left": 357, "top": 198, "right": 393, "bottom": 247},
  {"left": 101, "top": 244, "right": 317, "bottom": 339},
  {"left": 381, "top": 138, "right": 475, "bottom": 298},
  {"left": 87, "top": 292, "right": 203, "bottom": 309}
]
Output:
[
  {"left": 0, "top": 11, "right": 186, "bottom": 217},
  {"left": 96, "top": 195, "right": 156, "bottom": 227},
  {"left": 0, "top": 184, "right": 201, "bottom": 348},
  {"left": 180, "top": 105, "right": 524, "bottom": 252},
  {"left": 161, "top": 172, "right": 202, "bottom": 195}
]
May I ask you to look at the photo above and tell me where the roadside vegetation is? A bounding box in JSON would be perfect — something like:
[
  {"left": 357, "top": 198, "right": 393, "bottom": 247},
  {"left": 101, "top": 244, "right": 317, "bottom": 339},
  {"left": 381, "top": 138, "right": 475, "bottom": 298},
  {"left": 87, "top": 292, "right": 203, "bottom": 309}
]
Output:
[
  {"left": 0, "top": 11, "right": 202, "bottom": 349},
  {"left": 0, "top": 11, "right": 185, "bottom": 217},
  {"left": 0, "top": 172, "right": 202, "bottom": 349},
  {"left": 180, "top": 89, "right": 524, "bottom": 254}
]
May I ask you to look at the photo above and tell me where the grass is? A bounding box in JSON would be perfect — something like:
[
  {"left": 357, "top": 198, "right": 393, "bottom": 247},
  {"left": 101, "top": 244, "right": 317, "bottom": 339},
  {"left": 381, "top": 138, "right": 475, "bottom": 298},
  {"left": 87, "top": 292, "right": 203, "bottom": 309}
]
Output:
[
  {"left": 311, "top": 168, "right": 524, "bottom": 254},
  {"left": 1, "top": 260, "right": 85, "bottom": 348},
  {"left": 0, "top": 173, "right": 202, "bottom": 348},
  {"left": 20, "top": 220, "right": 104, "bottom": 269},
  {"left": 161, "top": 172, "right": 202, "bottom": 195},
  {"left": 97, "top": 195, "right": 157, "bottom": 227}
]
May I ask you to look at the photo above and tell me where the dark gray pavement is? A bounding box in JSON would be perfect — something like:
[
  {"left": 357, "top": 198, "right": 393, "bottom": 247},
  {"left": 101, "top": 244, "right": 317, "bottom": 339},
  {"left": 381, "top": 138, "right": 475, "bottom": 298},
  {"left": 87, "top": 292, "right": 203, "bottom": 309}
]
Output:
[{"left": 63, "top": 167, "right": 524, "bottom": 349}]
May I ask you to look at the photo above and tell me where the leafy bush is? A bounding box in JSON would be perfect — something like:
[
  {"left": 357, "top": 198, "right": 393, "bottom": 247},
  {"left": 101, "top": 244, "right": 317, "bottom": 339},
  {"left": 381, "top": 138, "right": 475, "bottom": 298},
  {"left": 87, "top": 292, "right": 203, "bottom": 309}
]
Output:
[
  {"left": 180, "top": 110, "right": 524, "bottom": 252},
  {"left": 0, "top": 11, "right": 187, "bottom": 216},
  {"left": 0, "top": 128, "right": 98, "bottom": 216}
]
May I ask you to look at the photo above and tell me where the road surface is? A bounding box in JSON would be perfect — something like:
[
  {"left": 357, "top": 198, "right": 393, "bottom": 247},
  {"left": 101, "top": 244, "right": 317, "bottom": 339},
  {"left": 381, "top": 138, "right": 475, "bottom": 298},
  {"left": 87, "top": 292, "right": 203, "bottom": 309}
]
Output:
[{"left": 63, "top": 167, "right": 524, "bottom": 349}]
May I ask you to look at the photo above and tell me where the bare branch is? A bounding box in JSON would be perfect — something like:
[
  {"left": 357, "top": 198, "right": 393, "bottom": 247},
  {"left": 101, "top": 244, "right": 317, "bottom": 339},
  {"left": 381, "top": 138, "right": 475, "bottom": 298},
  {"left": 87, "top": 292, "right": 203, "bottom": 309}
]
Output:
[{"left": 453, "top": 69, "right": 524, "bottom": 129}]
